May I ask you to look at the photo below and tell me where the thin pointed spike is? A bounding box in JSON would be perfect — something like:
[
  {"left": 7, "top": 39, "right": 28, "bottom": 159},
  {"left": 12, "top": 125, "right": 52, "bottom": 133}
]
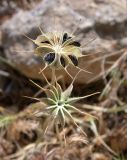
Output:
[
  {"left": 76, "top": 91, "right": 100, "bottom": 100},
  {"left": 66, "top": 104, "right": 97, "bottom": 119},
  {"left": 68, "top": 92, "right": 100, "bottom": 103},
  {"left": 64, "top": 66, "right": 73, "bottom": 79},
  {"left": 41, "top": 70, "right": 60, "bottom": 100},
  {"left": 11, "top": 50, "right": 34, "bottom": 53},
  {"left": 38, "top": 26, "right": 54, "bottom": 46},
  {"left": 46, "top": 105, "right": 57, "bottom": 110},
  {"left": 66, "top": 104, "right": 84, "bottom": 114},
  {"left": 39, "top": 65, "right": 48, "bottom": 74},
  {"left": 71, "top": 26, "right": 78, "bottom": 36},
  {"left": 60, "top": 108, "right": 66, "bottom": 128},
  {"left": 53, "top": 108, "right": 59, "bottom": 119},
  {"left": 47, "top": 98, "right": 57, "bottom": 104},
  {"left": 81, "top": 111, "right": 97, "bottom": 119},
  {"left": 22, "top": 33, "right": 35, "bottom": 42},
  {"left": 38, "top": 26, "right": 45, "bottom": 35},
  {"left": 41, "top": 71, "right": 60, "bottom": 101},
  {"left": 76, "top": 66, "right": 93, "bottom": 74},
  {"left": 40, "top": 70, "right": 59, "bottom": 99},
  {"left": 41, "top": 72, "right": 50, "bottom": 86},
  {"left": 71, "top": 70, "right": 82, "bottom": 85},
  {"left": 90, "top": 120, "right": 117, "bottom": 156},
  {"left": 87, "top": 50, "right": 122, "bottom": 64},
  {"left": 23, "top": 95, "right": 40, "bottom": 101},
  {"left": 81, "top": 37, "right": 97, "bottom": 48},
  {"left": 30, "top": 80, "right": 46, "bottom": 91},
  {"left": 63, "top": 108, "right": 87, "bottom": 136},
  {"left": 81, "top": 52, "right": 102, "bottom": 58}
]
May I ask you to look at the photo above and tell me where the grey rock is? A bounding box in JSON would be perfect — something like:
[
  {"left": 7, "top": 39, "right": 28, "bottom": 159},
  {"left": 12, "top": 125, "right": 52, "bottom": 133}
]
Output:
[{"left": 1, "top": 0, "right": 127, "bottom": 84}]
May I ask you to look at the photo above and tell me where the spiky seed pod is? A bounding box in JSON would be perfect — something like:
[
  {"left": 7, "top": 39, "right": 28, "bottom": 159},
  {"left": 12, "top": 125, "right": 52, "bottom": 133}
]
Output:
[
  {"left": 28, "top": 31, "right": 83, "bottom": 69},
  {"left": 24, "top": 30, "right": 92, "bottom": 77}
]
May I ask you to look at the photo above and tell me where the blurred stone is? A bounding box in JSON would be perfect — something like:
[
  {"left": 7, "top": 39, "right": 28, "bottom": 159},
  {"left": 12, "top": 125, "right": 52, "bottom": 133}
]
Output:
[
  {"left": 1, "top": 0, "right": 127, "bottom": 84},
  {"left": 92, "top": 153, "right": 111, "bottom": 160}
]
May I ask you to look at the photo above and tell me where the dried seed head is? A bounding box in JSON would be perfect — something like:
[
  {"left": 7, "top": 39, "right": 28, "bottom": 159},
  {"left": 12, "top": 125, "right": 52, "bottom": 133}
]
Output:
[
  {"left": 24, "top": 29, "right": 92, "bottom": 77},
  {"left": 33, "top": 31, "right": 83, "bottom": 69}
]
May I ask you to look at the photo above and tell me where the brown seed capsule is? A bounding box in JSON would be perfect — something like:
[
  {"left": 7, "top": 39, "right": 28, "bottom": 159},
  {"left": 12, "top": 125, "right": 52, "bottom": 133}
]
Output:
[
  {"left": 62, "top": 33, "right": 72, "bottom": 44},
  {"left": 43, "top": 52, "right": 55, "bottom": 64},
  {"left": 60, "top": 56, "right": 66, "bottom": 67},
  {"left": 70, "top": 41, "right": 81, "bottom": 47},
  {"left": 68, "top": 55, "right": 78, "bottom": 66}
]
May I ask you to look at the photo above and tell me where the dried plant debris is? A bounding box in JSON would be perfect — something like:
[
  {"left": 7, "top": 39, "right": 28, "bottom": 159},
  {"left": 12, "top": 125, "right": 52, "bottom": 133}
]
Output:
[{"left": 1, "top": 0, "right": 127, "bottom": 159}]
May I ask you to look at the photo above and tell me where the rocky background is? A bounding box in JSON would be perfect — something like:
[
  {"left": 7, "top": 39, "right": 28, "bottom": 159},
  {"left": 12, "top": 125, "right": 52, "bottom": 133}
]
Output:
[
  {"left": 1, "top": 0, "right": 127, "bottom": 84},
  {"left": 0, "top": 0, "right": 127, "bottom": 159}
]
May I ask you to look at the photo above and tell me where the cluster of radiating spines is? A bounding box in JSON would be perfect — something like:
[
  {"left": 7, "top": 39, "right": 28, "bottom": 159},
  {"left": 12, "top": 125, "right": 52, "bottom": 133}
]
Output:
[
  {"left": 25, "top": 30, "right": 91, "bottom": 78},
  {"left": 31, "top": 71, "right": 98, "bottom": 135}
]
